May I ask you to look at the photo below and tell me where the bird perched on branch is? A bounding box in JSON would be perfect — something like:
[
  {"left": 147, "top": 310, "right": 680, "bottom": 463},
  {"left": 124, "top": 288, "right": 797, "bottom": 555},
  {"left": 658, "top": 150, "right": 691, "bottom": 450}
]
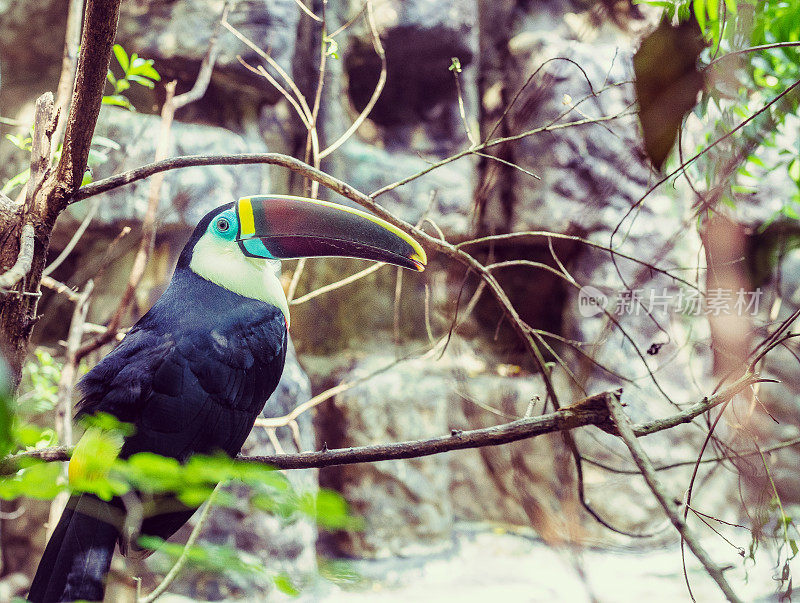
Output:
[{"left": 28, "top": 195, "right": 426, "bottom": 602}]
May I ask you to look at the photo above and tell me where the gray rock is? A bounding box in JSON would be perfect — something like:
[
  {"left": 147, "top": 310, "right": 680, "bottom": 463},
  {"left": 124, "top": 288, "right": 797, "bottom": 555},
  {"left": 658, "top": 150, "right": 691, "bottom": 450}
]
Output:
[
  {"left": 72, "top": 107, "right": 272, "bottom": 227},
  {"left": 311, "top": 0, "right": 480, "bottom": 238},
  {"left": 316, "top": 351, "right": 455, "bottom": 558},
  {"left": 116, "top": 0, "right": 301, "bottom": 102},
  {"left": 0, "top": 0, "right": 64, "bottom": 79}
]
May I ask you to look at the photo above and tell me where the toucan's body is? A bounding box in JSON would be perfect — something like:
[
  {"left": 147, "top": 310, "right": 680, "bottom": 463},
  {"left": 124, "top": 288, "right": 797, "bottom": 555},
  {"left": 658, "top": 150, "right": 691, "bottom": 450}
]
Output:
[{"left": 28, "top": 196, "right": 425, "bottom": 602}]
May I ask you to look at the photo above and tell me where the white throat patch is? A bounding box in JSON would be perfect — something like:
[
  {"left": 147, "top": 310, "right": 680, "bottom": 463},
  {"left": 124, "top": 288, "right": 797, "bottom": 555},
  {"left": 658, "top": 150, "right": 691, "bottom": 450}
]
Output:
[{"left": 189, "top": 232, "right": 290, "bottom": 326}]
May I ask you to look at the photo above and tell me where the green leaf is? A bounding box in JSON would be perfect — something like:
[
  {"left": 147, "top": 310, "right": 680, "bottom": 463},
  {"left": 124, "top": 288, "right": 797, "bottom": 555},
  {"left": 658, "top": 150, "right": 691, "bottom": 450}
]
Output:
[
  {"left": 91, "top": 135, "right": 122, "bottom": 150},
  {"left": 723, "top": 0, "right": 736, "bottom": 16},
  {"left": 449, "top": 57, "right": 462, "bottom": 73},
  {"left": 789, "top": 158, "right": 800, "bottom": 183},
  {"left": 274, "top": 574, "right": 300, "bottom": 596},
  {"left": 87, "top": 148, "right": 109, "bottom": 165},
  {"left": 128, "top": 60, "right": 161, "bottom": 81},
  {"left": 323, "top": 38, "right": 339, "bottom": 60},
  {"left": 101, "top": 95, "right": 134, "bottom": 110},
  {"left": 113, "top": 44, "right": 129, "bottom": 73},
  {"left": 5, "top": 133, "right": 32, "bottom": 151},
  {"left": 693, "top": 0, "right": 707, "bottom": 33},
  {"left": 0, "top": 461, "right": 63, "bottom": 500},
  {"left": 126, "top": 74, "right": 155, "bottom": 89},
  {"left": 115, "top": 79, "right": 130, "bottom": 94},
  {"left": 1, "top": 169, "right": 30, "bottom": 196},
  {"left": 706, "top": 0, "right": 718, "bottom": 21}
]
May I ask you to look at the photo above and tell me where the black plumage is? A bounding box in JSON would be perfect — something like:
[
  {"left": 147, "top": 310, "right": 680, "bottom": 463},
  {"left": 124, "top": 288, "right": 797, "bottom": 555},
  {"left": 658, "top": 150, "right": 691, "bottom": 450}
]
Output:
[{"left": 28, "top": 208, "right": 287, "bottom": 602}]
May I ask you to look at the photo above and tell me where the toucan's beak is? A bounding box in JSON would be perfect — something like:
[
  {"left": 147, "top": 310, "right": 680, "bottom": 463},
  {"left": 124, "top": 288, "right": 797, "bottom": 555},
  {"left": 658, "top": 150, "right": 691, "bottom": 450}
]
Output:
[{"left": 235, "top": 195, "right": 427, "bottom": 271}]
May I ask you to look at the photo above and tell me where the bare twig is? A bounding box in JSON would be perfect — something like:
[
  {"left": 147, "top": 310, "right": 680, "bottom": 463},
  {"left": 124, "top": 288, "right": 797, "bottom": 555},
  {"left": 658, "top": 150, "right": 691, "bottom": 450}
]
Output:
[
  {"left": 47, "top": 279, "right": 93, "bottom": 539},
  {"left": 43, "top": 197, "right": 101, "bottom": 277},
  {"left": 172, "top": 1, "right": 231, "bottom": 111},
  {"left": 138, "top": 483, "right": 222, "bottom": 603},
  {"left": 40, "top": 276, "right": 81, "bottom": 302},
  {"left": 290, "top": 262, "right": 384, "bottom": 305},
  {"left": 606, "top": 393, "right": 743, "bottom": 603},
  {"left": 52, "top": 0, "right": 86, "bottom": 148}
]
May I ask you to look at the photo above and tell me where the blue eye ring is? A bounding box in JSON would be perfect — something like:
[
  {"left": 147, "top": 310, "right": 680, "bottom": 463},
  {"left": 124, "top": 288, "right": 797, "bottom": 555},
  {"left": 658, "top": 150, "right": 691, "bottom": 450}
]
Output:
[{"left": 212, "top": 211, "right": 237, "bottom": 240}]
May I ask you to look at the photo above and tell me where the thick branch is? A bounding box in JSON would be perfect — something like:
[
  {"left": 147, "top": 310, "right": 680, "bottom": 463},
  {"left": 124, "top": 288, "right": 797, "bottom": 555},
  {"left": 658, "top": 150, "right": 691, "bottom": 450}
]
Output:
[
  {"left": 606, "top": 394, "right": 743, "bottom": 603},
  {"left": 0, "top": 224, "right": 35, "bottom": 291},
  {"left": 51, "top": 0, "right": 122, "bottom": 219},
  {"left": 1, "top": 375, "right": 758, "bottom": 475}
]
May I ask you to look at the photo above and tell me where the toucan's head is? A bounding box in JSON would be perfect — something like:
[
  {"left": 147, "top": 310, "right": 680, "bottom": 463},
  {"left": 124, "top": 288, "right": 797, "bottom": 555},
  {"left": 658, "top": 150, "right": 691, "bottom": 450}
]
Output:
[{"left": 179, "top": 195, "right": 427, "bottom": 325}]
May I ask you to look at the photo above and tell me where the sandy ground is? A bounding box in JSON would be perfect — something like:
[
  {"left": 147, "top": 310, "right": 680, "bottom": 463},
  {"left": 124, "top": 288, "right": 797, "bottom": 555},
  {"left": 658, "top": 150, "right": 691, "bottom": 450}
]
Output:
[{"left": 313, "top": 526, "right": 791, "bottom": 603}]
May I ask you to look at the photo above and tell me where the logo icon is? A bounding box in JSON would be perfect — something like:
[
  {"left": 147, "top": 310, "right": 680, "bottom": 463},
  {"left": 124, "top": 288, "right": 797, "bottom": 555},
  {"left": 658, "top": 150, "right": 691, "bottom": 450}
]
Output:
[{"left": 578, "top": 286, "right": 608, "bottom": 317}]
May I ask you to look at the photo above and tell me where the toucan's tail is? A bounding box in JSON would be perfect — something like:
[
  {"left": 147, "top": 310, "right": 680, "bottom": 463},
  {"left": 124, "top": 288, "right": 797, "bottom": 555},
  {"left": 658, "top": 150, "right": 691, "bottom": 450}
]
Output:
[{"left": 28, "top": 494, "right": 121, "bottom": 603}]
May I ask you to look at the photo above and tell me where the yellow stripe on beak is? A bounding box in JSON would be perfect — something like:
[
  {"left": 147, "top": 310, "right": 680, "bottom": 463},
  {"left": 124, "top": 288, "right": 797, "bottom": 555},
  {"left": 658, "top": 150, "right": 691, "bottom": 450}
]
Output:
[{"left": 238, "top": 197, "right": 256, "bottom": 237}]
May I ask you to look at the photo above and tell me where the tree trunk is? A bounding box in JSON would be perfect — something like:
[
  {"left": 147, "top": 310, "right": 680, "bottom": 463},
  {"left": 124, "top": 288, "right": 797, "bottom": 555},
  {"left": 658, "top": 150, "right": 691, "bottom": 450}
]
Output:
[{"left": 0, "top": 0, "right": 122, "bottom": 388}]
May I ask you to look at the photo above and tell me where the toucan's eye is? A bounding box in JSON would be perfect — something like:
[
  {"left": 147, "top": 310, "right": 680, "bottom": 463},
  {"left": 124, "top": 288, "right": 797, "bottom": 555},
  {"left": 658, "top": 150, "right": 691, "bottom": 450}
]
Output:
[{"left": 216, "top": 218, "right": 230, "bottom": 233}]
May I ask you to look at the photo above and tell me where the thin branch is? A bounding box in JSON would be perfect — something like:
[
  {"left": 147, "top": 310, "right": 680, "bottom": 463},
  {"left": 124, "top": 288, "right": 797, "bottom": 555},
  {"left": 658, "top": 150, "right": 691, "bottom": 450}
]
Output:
[
  {"left": 704, "top": 41, "right": 800, "bottom": 72},
  {"left": 606, "top": 393, "right": 743, "bottom": 603},
  {"left": 291, "top": 0, "right": 323, "bottom": 22},
  {"left": 43, "top": 197, "right": 101, "bottom": 277},
  {"left": 40, "top": 276, "right": 81, "bottom": 302},
  {"left": 290, "top": 262, "right": 384, "bottom": 305},
  {"left": 172, "top": 1, "right": 231, "bottom": 111},
  {"left": 138, "top": 483, "right": 222, "bottom": 603},
  {"left": 369, "top": 111, "right": 634, "bottom": 200},
  {"left": 47, "top": 279, "right": 93, "bottom": 539},
  {"left": 52, "top": 0, "right": 86, "bottom": 148}
]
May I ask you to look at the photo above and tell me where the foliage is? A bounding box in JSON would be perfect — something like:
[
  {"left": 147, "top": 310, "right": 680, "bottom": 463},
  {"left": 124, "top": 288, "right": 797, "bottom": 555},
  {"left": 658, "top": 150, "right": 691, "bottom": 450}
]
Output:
[
  {"left": 638, "top": 0, "right": 800, "bottom": 220},
  {"left": 18, "top": 349, "right": 62, "bottom": 415},
  {"left": 103, "top": 44, "right": 161, "bottom": 111},
  {"left": 0, "top": 409, "right": 360, "bottom": 594},
  {"left": 1, "top": 45, "right": 158, "bottom": 196}
]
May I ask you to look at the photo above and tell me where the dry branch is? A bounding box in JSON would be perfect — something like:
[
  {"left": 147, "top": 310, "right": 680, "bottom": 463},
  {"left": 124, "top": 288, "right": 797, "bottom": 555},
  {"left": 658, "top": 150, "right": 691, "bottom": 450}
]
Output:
[
  {"left": 1, "top": 374, "right": 760, "bottom": 475},
  {"left": 50, "top": 0, "right": 122, "bottom": 221},
  {"left": 606, "top": 393, "right": 743, "bottom": 603}
]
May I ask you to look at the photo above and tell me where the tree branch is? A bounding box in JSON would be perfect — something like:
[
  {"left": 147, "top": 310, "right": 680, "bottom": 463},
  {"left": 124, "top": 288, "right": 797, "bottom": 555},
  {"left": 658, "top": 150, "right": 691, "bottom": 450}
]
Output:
[
  {"left": 50, "top": 0, "right": 122, "bottom": 220},
  {"left": 1, "top": 374, "right": 760, "bottom": 475},
  {"left": 605, "top": 393, "right": 743, "bottom": 603},
  {"left": 0, "top": 224, "right": 35, "bottom": 291}
]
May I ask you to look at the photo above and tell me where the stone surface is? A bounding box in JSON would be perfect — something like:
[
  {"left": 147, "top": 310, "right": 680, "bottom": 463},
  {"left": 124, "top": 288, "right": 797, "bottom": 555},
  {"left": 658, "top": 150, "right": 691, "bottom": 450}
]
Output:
[
  {"left": 313, "top": 341, "right": 615, "bottom": 556},
  {"left": 313, "top": 0, "right": 480, "bottom": 238},
  {"left": 116, "top": 0, "right": 300, "bottom": 103},
  {"left": 73, "top": 107, "right": 272, "bottom": 227}
]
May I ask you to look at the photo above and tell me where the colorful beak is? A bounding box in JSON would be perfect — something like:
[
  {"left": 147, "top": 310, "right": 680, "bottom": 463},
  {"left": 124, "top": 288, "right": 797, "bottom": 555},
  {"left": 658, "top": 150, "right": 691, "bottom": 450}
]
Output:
[{"left": 235, "top": 195, "right": 427, "bottom": 271}]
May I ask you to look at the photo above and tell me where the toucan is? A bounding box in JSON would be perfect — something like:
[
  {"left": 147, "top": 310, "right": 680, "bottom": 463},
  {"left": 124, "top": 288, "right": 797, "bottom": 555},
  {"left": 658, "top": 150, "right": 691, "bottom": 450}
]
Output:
[{"left": 27, "top": 195, "right": 426, "bottom": 602}]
